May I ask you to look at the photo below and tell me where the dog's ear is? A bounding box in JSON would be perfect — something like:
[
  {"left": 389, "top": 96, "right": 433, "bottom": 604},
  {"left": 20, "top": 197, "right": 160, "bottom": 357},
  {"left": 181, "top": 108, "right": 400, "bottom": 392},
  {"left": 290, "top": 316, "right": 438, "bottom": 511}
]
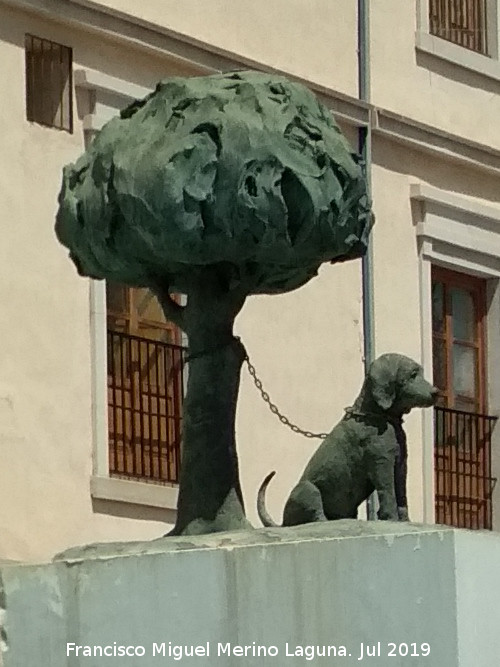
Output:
[{"left": 369, "top": 355, "right": 397, "bottom": 410}]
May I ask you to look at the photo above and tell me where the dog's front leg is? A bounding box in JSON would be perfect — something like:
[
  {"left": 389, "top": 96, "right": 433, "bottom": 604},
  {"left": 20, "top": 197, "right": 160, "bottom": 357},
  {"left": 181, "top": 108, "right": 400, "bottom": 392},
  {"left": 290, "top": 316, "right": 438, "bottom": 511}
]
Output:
[
  {"left": 375, "top": 486, "right": 398, "bottom": 521},
  {"left": 397, "top": 507, "right": 409, "bottom": 521},
  {"left": 368, "top": 460, "right": 399, "bottom": 521},
  {"left": 394, "top": 421, "right": 409, "bottom": 521}
]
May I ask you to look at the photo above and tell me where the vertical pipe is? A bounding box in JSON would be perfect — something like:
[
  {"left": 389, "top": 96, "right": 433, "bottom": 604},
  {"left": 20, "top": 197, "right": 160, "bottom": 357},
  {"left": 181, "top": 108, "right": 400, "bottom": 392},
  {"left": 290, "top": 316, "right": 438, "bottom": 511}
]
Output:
[{"left": 358, "top": 0, "right": 377, "bottom": 520}]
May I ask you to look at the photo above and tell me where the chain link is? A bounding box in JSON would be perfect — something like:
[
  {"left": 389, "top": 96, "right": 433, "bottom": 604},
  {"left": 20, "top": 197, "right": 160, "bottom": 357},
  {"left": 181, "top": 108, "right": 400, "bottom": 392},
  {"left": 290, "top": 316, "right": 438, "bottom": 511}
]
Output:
[{"left": 244, "top": 353, "right": 328, "bottom": 440}]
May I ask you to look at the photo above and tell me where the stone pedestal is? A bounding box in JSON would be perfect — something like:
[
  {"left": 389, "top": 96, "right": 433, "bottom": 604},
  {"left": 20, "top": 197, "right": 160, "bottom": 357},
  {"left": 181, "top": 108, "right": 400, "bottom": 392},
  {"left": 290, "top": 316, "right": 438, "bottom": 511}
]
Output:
[{"left": 1, "top": 521, "right": 499, "bottom": 666}]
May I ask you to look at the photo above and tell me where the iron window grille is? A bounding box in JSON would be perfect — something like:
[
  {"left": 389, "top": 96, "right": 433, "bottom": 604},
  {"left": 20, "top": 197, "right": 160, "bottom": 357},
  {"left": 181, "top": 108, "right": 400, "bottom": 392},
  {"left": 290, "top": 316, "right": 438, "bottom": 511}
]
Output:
[
  {"left": 429, "top": 0, "right": 488, "bottom": 55},
  {"left": 435, "top": 406, "right": 497, "bottom": 530},
  {"left": 107, "top": 329, "right": 186, "bottom": 484},
  {"left": 25, "top": 34, "right": 73, "bottom": 133}
]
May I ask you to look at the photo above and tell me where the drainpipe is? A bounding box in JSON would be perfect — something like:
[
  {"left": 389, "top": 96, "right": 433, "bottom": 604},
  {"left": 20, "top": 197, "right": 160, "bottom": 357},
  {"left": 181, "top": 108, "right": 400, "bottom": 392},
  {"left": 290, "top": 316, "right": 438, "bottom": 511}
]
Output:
[{"left": 358, "top": 0, "right": 377, "bottom": 520}]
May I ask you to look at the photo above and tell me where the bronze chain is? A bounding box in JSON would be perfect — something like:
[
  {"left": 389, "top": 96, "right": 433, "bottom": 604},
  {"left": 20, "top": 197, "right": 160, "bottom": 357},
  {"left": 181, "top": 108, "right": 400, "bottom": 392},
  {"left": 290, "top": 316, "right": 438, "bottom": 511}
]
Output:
[{"left": 243, "top": 353, "right": 328, "bottom": 440}]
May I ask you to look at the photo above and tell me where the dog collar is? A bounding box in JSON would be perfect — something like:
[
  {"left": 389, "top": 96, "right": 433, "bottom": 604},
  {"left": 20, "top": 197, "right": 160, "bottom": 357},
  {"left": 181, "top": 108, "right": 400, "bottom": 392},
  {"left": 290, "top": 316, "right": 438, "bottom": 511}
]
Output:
[{"left": 344, "top": 407, "right": 404, "bottom": 426}]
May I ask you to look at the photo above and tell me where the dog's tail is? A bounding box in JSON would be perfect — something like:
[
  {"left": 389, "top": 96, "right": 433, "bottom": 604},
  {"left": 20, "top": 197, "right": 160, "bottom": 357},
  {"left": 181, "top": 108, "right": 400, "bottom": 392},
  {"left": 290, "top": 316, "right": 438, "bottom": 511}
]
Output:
[{"left": 257, "top": 471, "right": 279, "bottom": 527}]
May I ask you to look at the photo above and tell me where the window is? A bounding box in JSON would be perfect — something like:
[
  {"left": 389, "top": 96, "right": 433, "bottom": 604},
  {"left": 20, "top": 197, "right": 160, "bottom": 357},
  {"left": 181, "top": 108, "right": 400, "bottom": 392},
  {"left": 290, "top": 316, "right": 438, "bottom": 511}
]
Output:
[
  {"left": 429, "top": 0, "right": 488, "bottom": 54},
  {"left": 413, "top": 183, "right": 500, "bottom": 528},
  {"left": 25, "top": 34, "right": 73, "bottom": 132},
  {"left": 106, "top": 283, "right": 185, "bottom": 485},
  {"left": 431, "top": 266, "right": 486, "bottom": 412},
  {"left": 431, "top": 266, "right": 495, "bottom": 529}
]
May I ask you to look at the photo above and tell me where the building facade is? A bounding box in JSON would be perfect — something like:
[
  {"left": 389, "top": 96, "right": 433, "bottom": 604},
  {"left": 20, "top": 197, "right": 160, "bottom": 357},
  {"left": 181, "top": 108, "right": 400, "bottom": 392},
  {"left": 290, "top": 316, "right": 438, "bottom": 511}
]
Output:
[{"left": 0, "top": 0, "right": 499, "bottom": 562}]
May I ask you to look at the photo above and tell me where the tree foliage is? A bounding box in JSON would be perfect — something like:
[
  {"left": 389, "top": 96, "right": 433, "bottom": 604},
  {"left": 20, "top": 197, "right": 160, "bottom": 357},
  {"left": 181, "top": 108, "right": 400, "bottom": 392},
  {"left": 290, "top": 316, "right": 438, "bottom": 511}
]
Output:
[{"left": 56, "top": 71, "right": 371, "bottom": 294}]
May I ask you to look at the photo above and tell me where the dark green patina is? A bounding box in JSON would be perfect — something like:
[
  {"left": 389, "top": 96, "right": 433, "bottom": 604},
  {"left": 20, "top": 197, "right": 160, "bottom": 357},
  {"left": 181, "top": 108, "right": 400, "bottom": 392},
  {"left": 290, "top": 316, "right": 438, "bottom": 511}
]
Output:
[
  {"left": 257, "top": 354, "right": 437, "bottom": 527},
  {"left": 55, "top": 71, "right": 372, "bottom": 535}
]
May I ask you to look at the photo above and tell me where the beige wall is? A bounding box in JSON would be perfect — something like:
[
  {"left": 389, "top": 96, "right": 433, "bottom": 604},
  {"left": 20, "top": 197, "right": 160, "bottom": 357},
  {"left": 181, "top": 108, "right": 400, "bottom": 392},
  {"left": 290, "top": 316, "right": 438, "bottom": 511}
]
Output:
[
  {"left": 371, "top": 156, "right": 427, "bottom": 518},
  {"left": 0, "top": 6, "right": 195, "bottom": 561},
  {"left": 0, "top": 4, "right": 366, "bottom": 560},
  {"left": 1, "top": 0, "right": 500, "bottom": 561},
  {"left": 371, "top": 137, "right": 500, "bottom": 521},
  {"left": 237, "top": 261, "right": 364, "bottom": 526},
  {"left": 71, "top": 0, "right": 359, "bottom": 95},
  {"left": 68, "top": 0, "right": 500, "bottom": 151},
  {"left": 371, "top": 0, "right": 500, "bottom": 151}
]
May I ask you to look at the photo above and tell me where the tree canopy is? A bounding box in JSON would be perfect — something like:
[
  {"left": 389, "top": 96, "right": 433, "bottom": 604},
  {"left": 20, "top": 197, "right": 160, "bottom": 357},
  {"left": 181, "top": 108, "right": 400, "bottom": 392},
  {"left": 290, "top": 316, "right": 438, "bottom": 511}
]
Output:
[{"left": 56, "top": 71, "right": 371, "bottom": 295}]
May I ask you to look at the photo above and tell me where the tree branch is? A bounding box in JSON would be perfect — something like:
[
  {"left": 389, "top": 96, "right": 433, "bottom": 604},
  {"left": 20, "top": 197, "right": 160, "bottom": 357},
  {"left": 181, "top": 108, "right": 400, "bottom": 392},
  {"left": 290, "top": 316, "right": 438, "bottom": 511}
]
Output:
[{"left": 152, "top": 286, "right": 186, "bottom": 330}]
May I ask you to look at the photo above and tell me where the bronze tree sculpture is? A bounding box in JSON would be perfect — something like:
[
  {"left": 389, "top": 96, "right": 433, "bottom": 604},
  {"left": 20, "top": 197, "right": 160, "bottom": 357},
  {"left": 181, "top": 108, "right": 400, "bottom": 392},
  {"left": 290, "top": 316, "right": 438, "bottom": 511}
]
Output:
[{"left": 55, "top": 71, "right": 371, "bottom": 535}]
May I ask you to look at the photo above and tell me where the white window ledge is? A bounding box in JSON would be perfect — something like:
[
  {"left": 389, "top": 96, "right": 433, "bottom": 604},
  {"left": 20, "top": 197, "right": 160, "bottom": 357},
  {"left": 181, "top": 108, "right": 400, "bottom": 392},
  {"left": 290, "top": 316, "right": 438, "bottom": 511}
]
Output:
[
  {"left": 91, "top": 475, "right": 178, "bottom": 510},
  {"left": 416, "top": 31, "right": 500, "bottom": 85},
  {"left": 411, "top": 182, "right": 500, "bottom": 278},
  {"left": 74, "top": 69, "right": 152, "bottom": 102}
]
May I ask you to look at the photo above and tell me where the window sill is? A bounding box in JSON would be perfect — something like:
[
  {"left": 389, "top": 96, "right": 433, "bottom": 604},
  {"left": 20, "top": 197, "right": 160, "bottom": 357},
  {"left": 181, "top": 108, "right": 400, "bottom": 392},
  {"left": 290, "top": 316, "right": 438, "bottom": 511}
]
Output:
[
  {"left": 415, "top": 31, "right": 500, "bottom": 85},
  {"left": 90, "top": 475, "right": 178, "bottom": 510}
]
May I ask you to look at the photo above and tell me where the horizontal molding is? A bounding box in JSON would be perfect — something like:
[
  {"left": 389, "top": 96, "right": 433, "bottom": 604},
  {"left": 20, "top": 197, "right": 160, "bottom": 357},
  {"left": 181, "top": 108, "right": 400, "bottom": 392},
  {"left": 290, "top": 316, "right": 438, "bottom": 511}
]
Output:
[
  {"left": 373, "top": 109, "right": 500, "bottom": 175},
  {"left": 411, "top": 183, "right": 500, "bottom": 223},
  {"left": 90, "top": 475, "right": 178, "bottom": 509},
  {"left": 9, "top": 0, "right": 500, "bottom": 173},
  {"left": 416, "top": 31, "right": 500, "bottom": 85},
  {"left": 76, "top": 76, "right": 370, "bottom": 135},
  {"left": 411, "top": 183, "right": 500, "bottom": 278},
  {"left": 75, "top": 67, "right": 500, "bottom": 177},
  {"left": 74, "top": 69, "right": 152, "bottom": 101},
  {"left": 68, "top": 0, "right": 372, "bottom": 126}
]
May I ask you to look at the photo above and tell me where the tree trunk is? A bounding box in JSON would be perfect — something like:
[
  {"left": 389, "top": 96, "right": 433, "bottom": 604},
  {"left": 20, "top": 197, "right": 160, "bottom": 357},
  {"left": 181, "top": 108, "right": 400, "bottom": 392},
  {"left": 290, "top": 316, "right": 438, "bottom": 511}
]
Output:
[{"left": 161, "top": 275, "right": 252, "bottom": 535}]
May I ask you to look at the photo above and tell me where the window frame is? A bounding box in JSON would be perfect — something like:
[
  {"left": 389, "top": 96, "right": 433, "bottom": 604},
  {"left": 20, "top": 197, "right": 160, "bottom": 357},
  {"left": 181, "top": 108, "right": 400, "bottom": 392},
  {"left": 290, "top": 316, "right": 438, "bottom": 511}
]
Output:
[
  {"left": 90, "top": 280, "right": 183, "bottom": 510},
  {"left": 428, "top": 0, "right": 489, "bottom": 56},
  {"left": 74, "top": 72, "right": 185, "bottom": 511},
  {"left": 413, "top": 182, "right": 500, "bottom": 527},
  {"left": 25, "top": 33, "right": 74, "bottom": 133},
  {"left": 106, "top": 282, "right": 185, "bottom": 486},
  {"left": 431, "top": 265, "right": 487, "bottom": 413},
  {"left": 416, "top": 0, "right": 500, "bottom": 84}
]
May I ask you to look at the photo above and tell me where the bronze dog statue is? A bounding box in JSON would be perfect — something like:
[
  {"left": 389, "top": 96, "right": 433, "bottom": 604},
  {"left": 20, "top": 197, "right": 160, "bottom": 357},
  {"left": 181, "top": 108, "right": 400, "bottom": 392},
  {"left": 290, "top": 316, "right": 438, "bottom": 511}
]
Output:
[{"left": 257, "top": 353, "right": 437, "bottom": 526}]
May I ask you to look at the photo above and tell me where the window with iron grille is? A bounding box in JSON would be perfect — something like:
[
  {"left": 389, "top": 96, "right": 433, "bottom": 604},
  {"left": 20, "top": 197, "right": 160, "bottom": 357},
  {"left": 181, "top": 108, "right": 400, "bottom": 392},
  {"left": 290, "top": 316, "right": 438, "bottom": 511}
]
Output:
[
  {"left": 431, "top": 266, "right": 497, "bottom": 530},
  {"left": 429, "top": 0, "right": 488, "bottom": 55},
  {"left": 25, "top": 34, "right": 73, "bottom": 132},
  {"left": 106, "top": 282, "right": 186, "bottom": 485}
]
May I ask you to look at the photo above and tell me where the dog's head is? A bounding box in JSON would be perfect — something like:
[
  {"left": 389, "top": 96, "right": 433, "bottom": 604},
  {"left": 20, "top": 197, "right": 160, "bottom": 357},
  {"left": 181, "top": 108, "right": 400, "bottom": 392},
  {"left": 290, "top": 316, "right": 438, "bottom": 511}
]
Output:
[{"left": 368, "top": 353, "right": 437, "bottom": 416}]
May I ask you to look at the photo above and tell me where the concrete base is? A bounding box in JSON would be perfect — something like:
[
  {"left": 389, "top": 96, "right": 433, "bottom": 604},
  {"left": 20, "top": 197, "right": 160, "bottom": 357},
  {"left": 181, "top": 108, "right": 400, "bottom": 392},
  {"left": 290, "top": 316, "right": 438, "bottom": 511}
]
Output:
[{"left": 1, "top": 521, "right": 499, "bottom": 666}]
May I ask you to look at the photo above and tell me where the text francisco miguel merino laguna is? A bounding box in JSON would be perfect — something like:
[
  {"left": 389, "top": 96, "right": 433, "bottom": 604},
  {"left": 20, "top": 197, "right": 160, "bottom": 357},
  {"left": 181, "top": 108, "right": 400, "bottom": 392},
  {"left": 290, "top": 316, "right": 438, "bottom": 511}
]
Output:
[{"left": 67, "top": 641, "right": 431, "bottom": 660}]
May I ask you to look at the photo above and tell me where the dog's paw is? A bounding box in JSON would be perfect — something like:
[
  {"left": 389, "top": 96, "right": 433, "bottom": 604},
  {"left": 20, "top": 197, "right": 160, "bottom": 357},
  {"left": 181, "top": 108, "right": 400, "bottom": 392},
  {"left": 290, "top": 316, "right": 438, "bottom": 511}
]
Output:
[{"left": 397, "top": 506, "right": 409, "bottom": 522}]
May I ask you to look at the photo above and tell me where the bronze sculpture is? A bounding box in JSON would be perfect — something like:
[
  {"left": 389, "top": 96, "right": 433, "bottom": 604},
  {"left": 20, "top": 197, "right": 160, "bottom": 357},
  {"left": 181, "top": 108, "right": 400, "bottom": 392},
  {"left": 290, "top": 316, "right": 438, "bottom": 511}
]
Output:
[
  {"left": 257, "top": 354, "right": 437, "bottom": 526},
  {"left": 56, "top": 71, "right": 371, "bottom": 535}
]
